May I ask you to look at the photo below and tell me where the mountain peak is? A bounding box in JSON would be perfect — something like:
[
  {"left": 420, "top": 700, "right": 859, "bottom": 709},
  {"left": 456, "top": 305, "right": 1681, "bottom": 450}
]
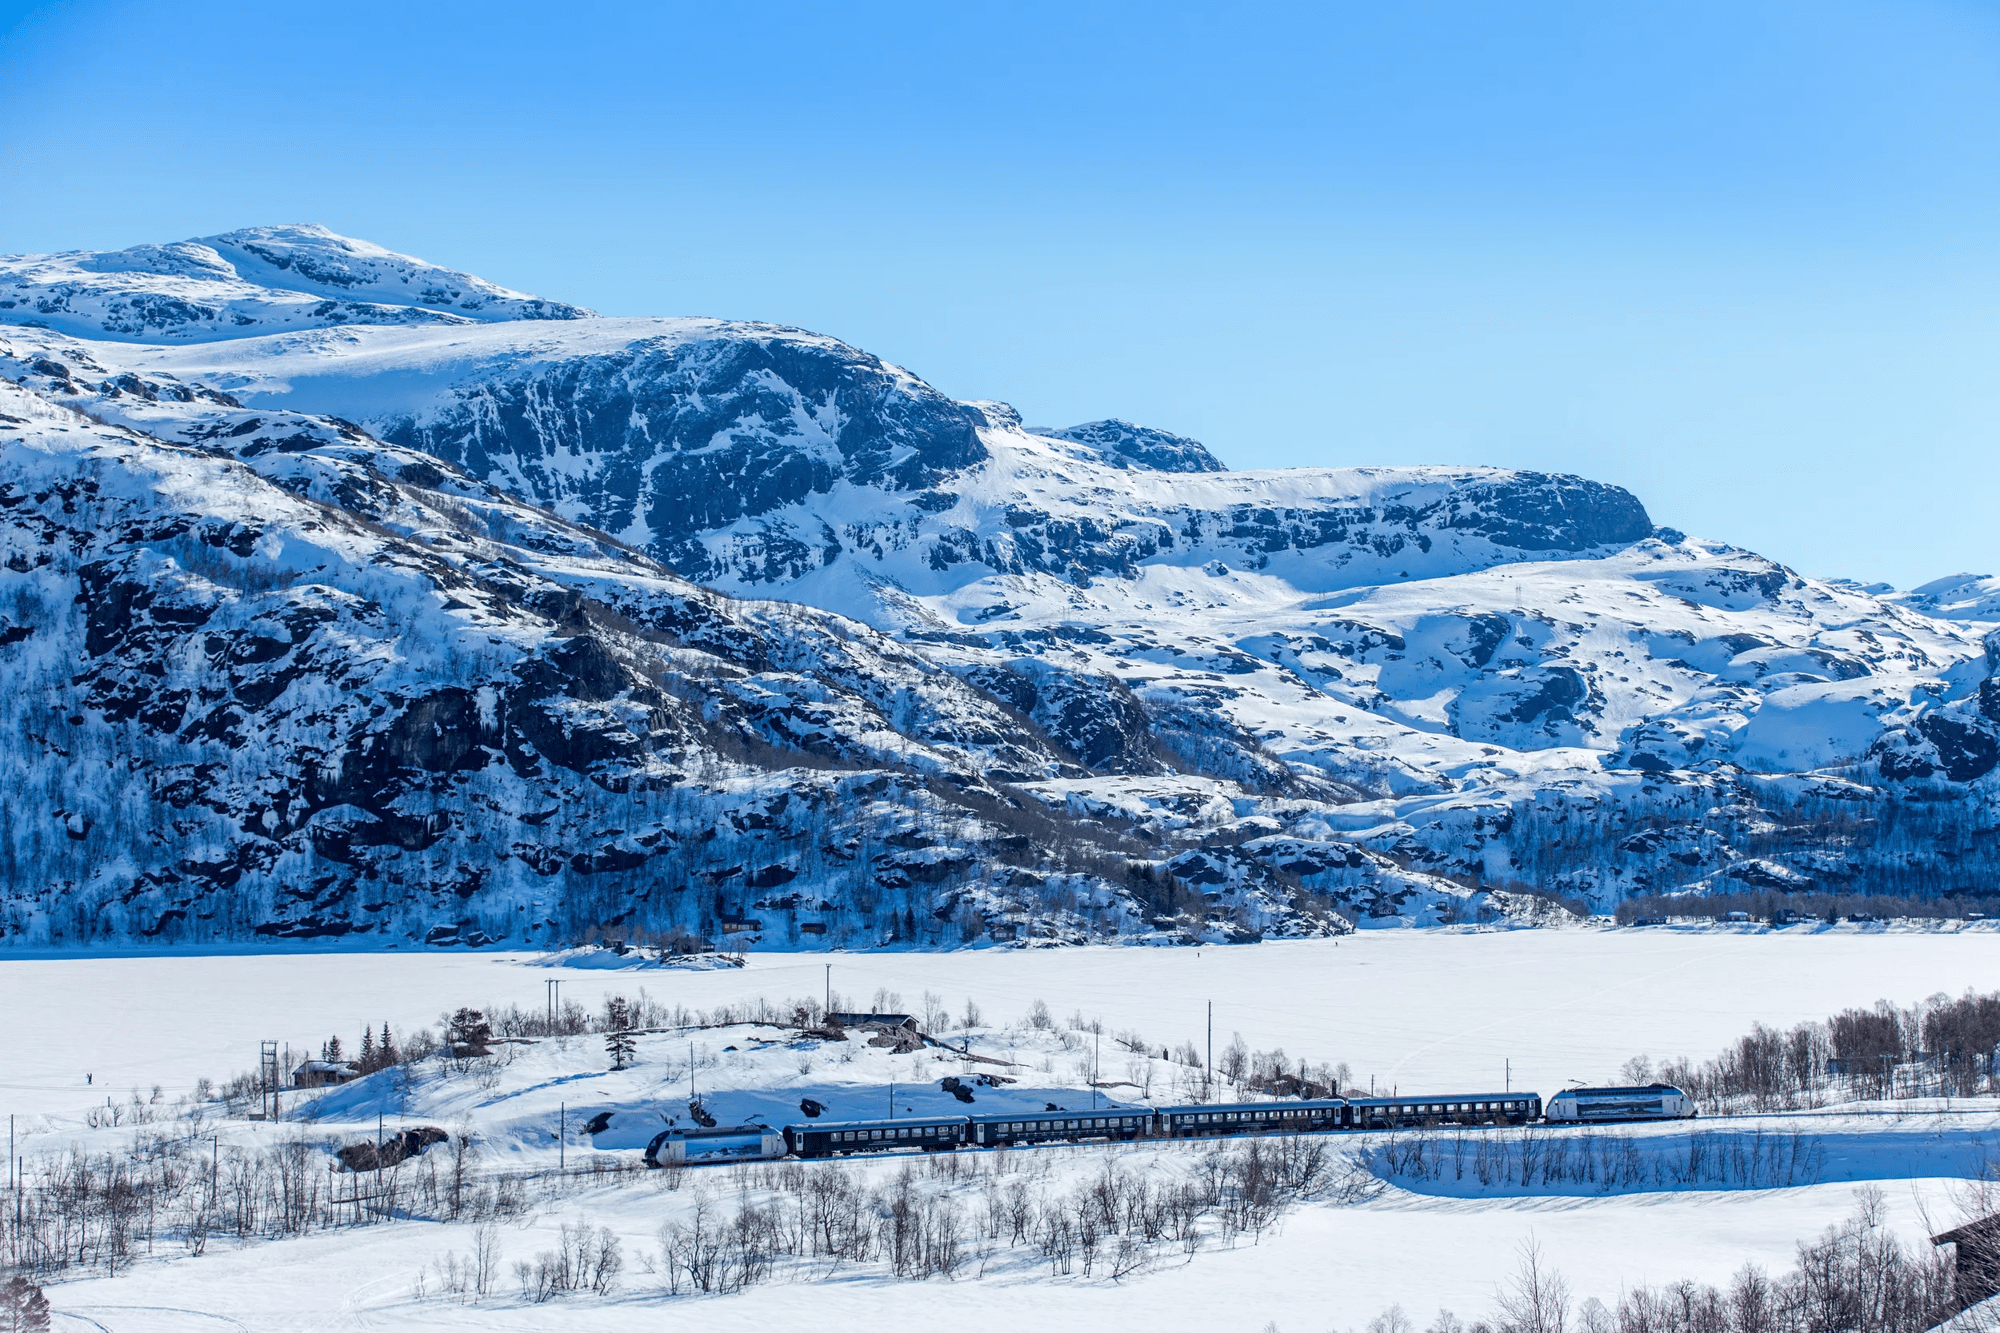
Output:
[
  {"left": 1, "top": 223, "right": 591, "bottom": 343},
  {"left": 1035, "top": 418, "right": 1226, "bottom": 473}
]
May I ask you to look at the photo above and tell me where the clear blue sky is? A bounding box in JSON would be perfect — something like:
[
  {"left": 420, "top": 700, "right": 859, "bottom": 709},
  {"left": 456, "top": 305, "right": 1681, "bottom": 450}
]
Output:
[{"left": 4, "top": 1, "right": 1996, "bottom": 587}]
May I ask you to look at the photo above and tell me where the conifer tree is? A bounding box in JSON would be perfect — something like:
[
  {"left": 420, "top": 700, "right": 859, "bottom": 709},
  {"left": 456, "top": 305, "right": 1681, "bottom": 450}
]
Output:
[
  {"left": 0, "top": 1275, "right": 52, "bottom": 1332},
  {"left": 605, "top": 997, "right": 636, "bottom": 1070}
]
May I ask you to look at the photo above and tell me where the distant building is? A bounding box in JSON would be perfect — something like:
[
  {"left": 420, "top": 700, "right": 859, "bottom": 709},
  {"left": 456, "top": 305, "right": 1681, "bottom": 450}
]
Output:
[
  {"left": 828, "top": 1013, "right": 918, "bottom": 1031},
  {"left": 293, "top": 1060, "right": 360, "bottom": 1089},
  {"left": 1933, "top": 1213, "right": 2000, "bottom": 1307}
]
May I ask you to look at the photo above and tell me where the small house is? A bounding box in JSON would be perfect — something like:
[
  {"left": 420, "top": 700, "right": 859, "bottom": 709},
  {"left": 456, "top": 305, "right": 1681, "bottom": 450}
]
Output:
[
  {"left": 293, "top": 1060, "right": 361, "bottom": 1089},
  {"left": 828, "top": 1013, "right": 918, "bottom": 1032},
  {"left": 1933, "top": 1213, "right": 2000, "bottom": 1307},
  {"left": 719, "top": 915, "right": 763, "bottom": 935}
]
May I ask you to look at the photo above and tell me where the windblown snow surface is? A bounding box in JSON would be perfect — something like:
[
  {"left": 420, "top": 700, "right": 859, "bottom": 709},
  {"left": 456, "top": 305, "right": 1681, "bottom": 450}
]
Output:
[{"left": 2, "top": 224, "right": 1997, "bottom": 950}]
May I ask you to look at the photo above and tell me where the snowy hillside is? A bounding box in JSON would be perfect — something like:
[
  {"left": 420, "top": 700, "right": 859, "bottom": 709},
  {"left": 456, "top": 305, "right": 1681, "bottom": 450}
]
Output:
[{"left": 1, "top": 225, "right": 1996, "bottom": 948}]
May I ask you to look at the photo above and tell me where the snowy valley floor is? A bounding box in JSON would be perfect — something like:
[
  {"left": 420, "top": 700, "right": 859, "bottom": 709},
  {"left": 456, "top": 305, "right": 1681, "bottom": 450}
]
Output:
[{"left": 5, "top": 926, "right": 2000, "bottom": 1329}]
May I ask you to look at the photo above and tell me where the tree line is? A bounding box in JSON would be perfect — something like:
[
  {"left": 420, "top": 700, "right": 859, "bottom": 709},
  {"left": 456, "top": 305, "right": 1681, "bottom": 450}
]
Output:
[{"left": 1631, "top": 989, "right": 2000, "bottom": 1112}]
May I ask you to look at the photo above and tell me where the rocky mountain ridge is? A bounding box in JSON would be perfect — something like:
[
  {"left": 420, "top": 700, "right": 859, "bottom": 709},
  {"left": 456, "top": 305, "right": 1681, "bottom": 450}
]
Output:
[{"left": 1, "top": 225, "right": 1994, "bottom": 950}]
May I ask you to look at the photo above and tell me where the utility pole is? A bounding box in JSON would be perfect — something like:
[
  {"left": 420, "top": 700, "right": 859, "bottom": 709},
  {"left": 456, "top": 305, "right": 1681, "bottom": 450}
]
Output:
[
  {"left": 825, "top": 964, "right": 831, "bottom": 1018},
  {"left": 1093, "top": 1029, "right": 1100, "bottom": 1109},
  {"left": 1206, "top": 1001, "right": 1213, "bottom": 1104},
  {"left": 559, "top": 1102, "right": 565, "bottom": 1174},
  {"left": 259, "top": 1040, "right": 281, "bottom": 1121},
  {"left": 1506, "top": 1059, "right": 1510, "bottom": 1093}
]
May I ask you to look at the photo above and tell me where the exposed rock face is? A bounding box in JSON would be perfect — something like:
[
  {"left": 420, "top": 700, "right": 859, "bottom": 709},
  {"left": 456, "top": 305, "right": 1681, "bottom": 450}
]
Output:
[{"left": 370, "top": 326, "right": 989, "bottom": 581}]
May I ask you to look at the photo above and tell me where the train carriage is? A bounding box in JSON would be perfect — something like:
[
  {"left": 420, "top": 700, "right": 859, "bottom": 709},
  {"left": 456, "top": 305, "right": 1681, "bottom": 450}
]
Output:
[
  {"left": 1344, "top": 1093, "right": 1539, "bottom": 1129},
  {"left": 784, "top": 1116, "right": 966, "bottom": 1159},
  {"left": 1157, "top": 1099, "right": 1347, "bottom": 1138},
  {"left": 967, "top": 1109, "right": 1151, "bottom": 1147},
  {"left": 1544, "top": 1084, "right": 1695, "bottom": 1122}
]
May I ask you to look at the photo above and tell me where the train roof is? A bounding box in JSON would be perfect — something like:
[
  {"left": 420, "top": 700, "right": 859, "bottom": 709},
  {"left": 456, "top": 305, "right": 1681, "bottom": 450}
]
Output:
[
  {"left": 965, "top": 1106, "right": 1149, "bottom": 1123},
  {"left": 1156, "top": 1099, "right": 1347, "bottom": 1116},
  {"left": 786, "top": 1116, "right": 967, "bottom": 1134},
  {"left": 1555, "top": 1084, "right": 1684, "bottom": 1097},
  {"left": 1345, "top": 1092, "right": 1536, "bottom": 1106}
]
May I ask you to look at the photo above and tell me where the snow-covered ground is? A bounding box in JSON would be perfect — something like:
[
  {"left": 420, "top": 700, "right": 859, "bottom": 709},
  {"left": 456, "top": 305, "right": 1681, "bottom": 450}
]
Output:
[
  {"left": 7, "top": 931, "right": 2000, "bottom": 1329},
  {"left": 34, "top": 1163, "right": 1982, "bottom": 1331}
]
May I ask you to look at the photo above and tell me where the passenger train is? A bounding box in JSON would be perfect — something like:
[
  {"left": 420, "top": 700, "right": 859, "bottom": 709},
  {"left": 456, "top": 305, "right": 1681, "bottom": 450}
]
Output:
[{"left": 642, "top": 1084, "right": 1693, "bottom": 1167}]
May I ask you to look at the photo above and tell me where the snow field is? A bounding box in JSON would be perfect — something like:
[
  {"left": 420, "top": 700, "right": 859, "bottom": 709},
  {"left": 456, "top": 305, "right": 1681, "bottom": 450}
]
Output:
[{"left": 30, "top": 1125, "right": 1987, "bottom": 1330}]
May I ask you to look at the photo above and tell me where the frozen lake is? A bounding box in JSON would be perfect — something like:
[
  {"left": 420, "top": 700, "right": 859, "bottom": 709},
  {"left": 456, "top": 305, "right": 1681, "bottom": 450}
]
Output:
[{"left": 7, "top": 927, "right": 1997, "bottom": 1120}]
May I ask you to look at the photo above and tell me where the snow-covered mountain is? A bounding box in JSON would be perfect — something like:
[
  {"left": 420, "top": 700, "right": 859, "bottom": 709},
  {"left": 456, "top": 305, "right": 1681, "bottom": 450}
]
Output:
[
  {"left": 2, "top": 226, "right": 1995, "bottom": 949},
  {"left": 0, "top": 224, "right": 589, "bottom": 342}
]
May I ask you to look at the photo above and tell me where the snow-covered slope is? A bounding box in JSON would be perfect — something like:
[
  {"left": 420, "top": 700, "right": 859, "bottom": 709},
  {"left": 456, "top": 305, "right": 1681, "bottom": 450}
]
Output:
[
  {"left": 2, "top": 226, "right": 1996, "bottom": 946},
  {"left": 0, "top": 224, "right": 590, "bottom": 342}
]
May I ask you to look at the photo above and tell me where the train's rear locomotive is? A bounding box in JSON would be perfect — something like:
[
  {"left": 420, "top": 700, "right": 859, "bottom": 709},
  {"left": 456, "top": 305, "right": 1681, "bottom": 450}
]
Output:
[{"left": 1543, "top": 1084, "right": 1695, "bottom": 1122}]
